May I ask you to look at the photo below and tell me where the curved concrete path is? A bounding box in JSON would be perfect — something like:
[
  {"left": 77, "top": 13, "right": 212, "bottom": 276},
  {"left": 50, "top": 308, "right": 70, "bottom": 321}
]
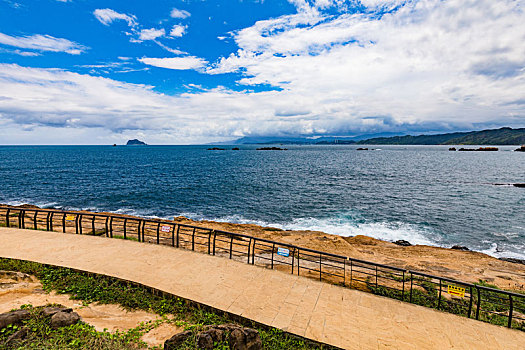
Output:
[{"left": 0, "top": 228, "right": 524, "bottom": 349}]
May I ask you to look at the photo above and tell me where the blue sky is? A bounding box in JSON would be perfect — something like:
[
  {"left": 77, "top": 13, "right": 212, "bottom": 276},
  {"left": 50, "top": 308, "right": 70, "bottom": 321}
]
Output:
[{"left": 0, "top": 0, "right": 524, "bottom": 144}]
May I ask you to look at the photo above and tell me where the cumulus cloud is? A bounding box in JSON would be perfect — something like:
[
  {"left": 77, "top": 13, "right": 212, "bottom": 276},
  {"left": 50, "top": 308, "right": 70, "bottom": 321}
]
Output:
[
  {"left": 93, "top": 8, "right": 137, "bottom": 27},
  {"left": 0, "top": 32, "right": 87, "bottom": 54},
  {"left": 170, "top": 8, "right": 191, "bottom": 19},
  {"left": 138, "top": 56, "right": 207, "bottom": 70},
  {"left": 169, "top": 25, "right": 187, "bottom": 37},
  {"left": 138, "top": 28, "right": 165, "bottom": 41},
  {"left": 2, "top": 0, "right": 525, "bottom": 144}
]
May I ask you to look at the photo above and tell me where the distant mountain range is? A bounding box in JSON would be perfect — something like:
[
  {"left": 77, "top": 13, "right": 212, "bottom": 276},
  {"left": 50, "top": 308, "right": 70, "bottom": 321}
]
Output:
[{"left": 225, "top": 127, "right": 525, "bottom": 146}]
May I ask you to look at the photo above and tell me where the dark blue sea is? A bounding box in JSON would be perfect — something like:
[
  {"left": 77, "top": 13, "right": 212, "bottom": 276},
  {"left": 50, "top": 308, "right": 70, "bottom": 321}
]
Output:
[{"left": 0, "top": 145, "right": 523, "bottom": 259}]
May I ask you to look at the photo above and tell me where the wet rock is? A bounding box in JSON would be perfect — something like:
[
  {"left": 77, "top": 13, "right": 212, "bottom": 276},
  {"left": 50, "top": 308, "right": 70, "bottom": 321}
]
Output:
[
  {"left": 164, "top": 330, "right": 193, "bottom": 349},
  {"left": 448, "top": 147, "right": 456, "bottom": 151},
  {"left": 393, "top": 240, "right": 412, "bottom": 247},
  {"left": 232, "top": 147, "right": 240, "bottom": 150},
  {"left": 514, "top": 146, "right": 525, "bottom": 152},
  {"left": 451, "top": 245, "right": 470, "bottom": 251},
  {"left": 499, "top": 257, "right": 525, "bottom": 265},
  {"left": 0, "top": 309, "right": 31, "bottom": 329},
  {"left": 513, "top": 183, "right": 525, "bottom": 188},
  {"left": 50, "top": 311, "right": 80, "bottom": 328},
  {"left": 207, "top": 147, "right": 226, "bottom": 150},
  {"left": 356, "top": 148, "right": 368, "bottom": 151}
]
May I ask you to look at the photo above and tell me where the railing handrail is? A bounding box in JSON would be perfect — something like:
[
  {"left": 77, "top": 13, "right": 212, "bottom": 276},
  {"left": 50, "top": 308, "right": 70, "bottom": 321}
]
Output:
[{"left": 1, "top": 205, "right": 523, "bottom": 299}]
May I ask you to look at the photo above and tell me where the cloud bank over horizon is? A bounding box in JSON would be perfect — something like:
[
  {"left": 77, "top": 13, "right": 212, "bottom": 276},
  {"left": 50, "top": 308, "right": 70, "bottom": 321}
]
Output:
[{"left": 0, "top": 0, "right": 524, "bottom": 144}]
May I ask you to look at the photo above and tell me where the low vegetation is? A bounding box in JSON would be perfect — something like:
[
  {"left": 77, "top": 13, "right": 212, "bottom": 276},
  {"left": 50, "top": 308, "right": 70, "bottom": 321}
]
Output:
[{"left": 0, "top": 258, "right": 326, "bottom": 350}]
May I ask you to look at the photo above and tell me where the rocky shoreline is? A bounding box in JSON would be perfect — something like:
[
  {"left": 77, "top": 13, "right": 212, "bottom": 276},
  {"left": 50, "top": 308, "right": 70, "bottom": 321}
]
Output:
[{"left": 3, "top": 204, "right": 525, "bottom": 292}]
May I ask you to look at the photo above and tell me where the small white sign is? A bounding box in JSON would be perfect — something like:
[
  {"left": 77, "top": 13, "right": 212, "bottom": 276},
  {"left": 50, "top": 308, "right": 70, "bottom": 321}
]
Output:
[
  {"left": 277, "top": 247, "right": 290, "bottom": 257},
  {"left": 160, "top": 225, "right": 172, "bottom": 233}
]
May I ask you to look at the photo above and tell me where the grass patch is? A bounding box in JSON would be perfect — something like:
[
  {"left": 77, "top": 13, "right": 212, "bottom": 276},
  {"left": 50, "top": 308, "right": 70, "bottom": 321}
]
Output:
[{"left": 0, "top": 258, "right": 327, "bottom": 349}]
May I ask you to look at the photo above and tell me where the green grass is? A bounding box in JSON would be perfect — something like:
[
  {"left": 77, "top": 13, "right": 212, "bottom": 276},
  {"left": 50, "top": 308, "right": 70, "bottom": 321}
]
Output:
[{"left": 0, "top": 258, "right": 327, "bottom": 350}]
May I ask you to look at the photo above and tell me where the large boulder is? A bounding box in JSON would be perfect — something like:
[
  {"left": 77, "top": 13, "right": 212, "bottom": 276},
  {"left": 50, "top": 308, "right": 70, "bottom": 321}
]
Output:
[
  {"left": 0, "top": 310, "right": 31, "bottom": 329},
  {"left": 50, "top": 310, "right": 81, "bottom": 328},
  {"left": 164, "top": 324, "right": 261, "bottom": 350},
  {"left": 164, "top": 330, "right": 193, "bottom": 349}
]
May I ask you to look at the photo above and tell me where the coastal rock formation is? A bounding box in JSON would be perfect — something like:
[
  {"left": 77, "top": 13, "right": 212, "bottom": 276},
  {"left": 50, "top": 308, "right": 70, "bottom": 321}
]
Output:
[
  {"left": 126, "top": 139, "right": 147, "bottom": 146},
  {"left": 451, "top": 245, "right": 470, "bottom": 251},
  {"left": 207, "top": 147, "right": 226, "bottom": 150},
  {"left": 256, "top": 147, "right": 287, "bottom": 150},
  {"left": 164, "top": 324, "right": 262, "bottom": 350},
  {"left": 393, "top": 240, "right": 412, "bottom": 246},
  {"left": 458, "top": 147, "right": 498, "bottom": 151},
  {"left": 448, "top": 147, "right": 456, "bottom": 151},
  {"left": 514, "top": 145, "right": 525, "bottom": 152}
]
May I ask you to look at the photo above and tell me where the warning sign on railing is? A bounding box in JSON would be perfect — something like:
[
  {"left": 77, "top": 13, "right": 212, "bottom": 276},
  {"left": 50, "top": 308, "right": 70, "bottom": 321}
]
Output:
[
  {"left": 277, "top": 247, "right": 290, "bottom": 257},
  {"left": 160, "top": 225, "right": 172, "bottom": 233},
  {"left": 447, "top": 285, "right": 465, "bottom": 297},
  {"left": 65, "top": 215, "right": 75, "bottom": 221}
]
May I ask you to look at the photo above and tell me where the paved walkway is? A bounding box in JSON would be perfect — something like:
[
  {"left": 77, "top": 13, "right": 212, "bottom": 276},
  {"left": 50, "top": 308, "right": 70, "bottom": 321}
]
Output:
[{"left": 1, "top": 228, "right": 524, "bottom": 349}]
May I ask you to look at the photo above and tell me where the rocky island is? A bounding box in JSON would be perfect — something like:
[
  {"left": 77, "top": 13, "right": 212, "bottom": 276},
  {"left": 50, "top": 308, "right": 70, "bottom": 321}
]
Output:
[{"left": 126, "top": 139, "right": 147, "bottom": 146}]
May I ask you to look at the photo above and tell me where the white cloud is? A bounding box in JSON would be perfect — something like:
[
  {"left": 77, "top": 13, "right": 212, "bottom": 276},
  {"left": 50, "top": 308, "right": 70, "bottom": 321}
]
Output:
[
  {"left": 138, "top": 56, "right": 207, "bottom": 70},
  {"left": 170, "top": 8, "right": 191, "bottom": 19},
  {"left": 169, "top": 25, "right": 187, "bottom": 37},
  {"left": 1, "top": 0, "right": 525, "bottom": 144},
  {"left": 138, "top": 28, "right": 165, "bottom": 41},
  {"left": 93, "top": 8, "right": 137, "bottom": 27},
  {"left": 0, "top": 32, "right": 87, "bottom": 54}
]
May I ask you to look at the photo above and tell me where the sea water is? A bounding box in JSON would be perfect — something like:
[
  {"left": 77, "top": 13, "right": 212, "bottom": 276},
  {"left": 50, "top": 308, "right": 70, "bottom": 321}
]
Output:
[{"left": 0, "top": 145, "right": 523, "bottom": 259}]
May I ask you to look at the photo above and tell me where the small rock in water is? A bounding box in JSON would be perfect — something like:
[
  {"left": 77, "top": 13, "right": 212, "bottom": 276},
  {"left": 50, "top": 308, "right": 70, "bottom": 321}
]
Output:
[
  {"left": 451, "top": 245, "right": 470, "bottom": 251},
  {"left": 448, "top": 147, "right": 456, "bottom": 151},
  {"left": 513, "top": 183, "right": 525, "bottom": 188},
  {"left": 393, "top": 240, "right": 412, "bottom": 246}
]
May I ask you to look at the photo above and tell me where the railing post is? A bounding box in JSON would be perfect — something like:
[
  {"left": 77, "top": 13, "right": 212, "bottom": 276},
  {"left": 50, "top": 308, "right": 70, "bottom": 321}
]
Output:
[
  {"left": 247, "top": 238, "right": 252, "bottom": 264},
  {"left": 123, "top": 218, "right": 127, "bottom": 239},
  {"left": 142, "top": 221, "right": 146, "bottom": 242},
  {"left": 350, "top": 260, "right": 353, "bottom": 287},
  {"left": 22, "top": 210, "right": 25, "bottom": 229},
  {"left": 176, "top": 225, "right": 180, "bottom": 248},
  {"left": 208, "top": 231, "right": 211, "bottom": 254},
  {"left": 5, "top": 208, "right": 9, "bottom": 228},
  {"left": 109, "top": 216, "right": 113, "bottom": 238},
  {"left": 291, "top": 248, "right": 295, "bottom": 274},
  {"left": 78, "top": 214, "right": 83, "bottom": 234},
  {"left": 508, "top": 295, "right": 513, "bottom": 328},
  {"left": 437, "top": 280, "right": 442, "bottom": 309},
  {"left": 137, "top": 220, "right": 141, "bottom": 242},
  {"left": 319, "top": 254, "right": 322, "bottom": 281},
  {"left": 251, "top": 239, "right": 256, "bottom": 264},
  {"left": 172, "top": 225, "right": 176, "bottom": 247},
  {"left": 229, "top": 236, "right": 233, "bottom": 259},
  {"left": 156, "top": 222, "right": 160, "bottom": 244},
  {"left": 475, "top": 287, "right": 481, "bottom": 320},
  {"left": 48, "top": 212, "right": 53, "bottom": 231},
  {"left": 297, "top": 249, "right": 300, "bottom": 276},
  {"left": 62, "top": 213, "right": 66, "bottom": 233},
  {"left": 343, "top": 258, "right": 346, "bottom": 287},
  {"left": 271, "top": 243, "right": 275, "bottom": 269},
  {"left": 402, "top": 271, "right": 406, "bottom": 301},
  {"left": 375, "top": 265, "right": 378, "bottom": 288},
  {"left": 33, "top": 211, "right": 38, "bottom": 230},
  {"left": 192, "top": 227, "right": 195, "bottom": 251},
  {"left": 409, "top": 273, "right": 413, "bottom": 303},
  {"left": 212, "top": 231, "right": 216, "bottom": 255},
  {"left": 91, "top": 216, "right": 95, "bottom": 235},
  {"left": 468, "top": 286, "right": 473, "bottom": 318},
  {"left": 104, "top": 217, "right": 109, "bottom": 237}
]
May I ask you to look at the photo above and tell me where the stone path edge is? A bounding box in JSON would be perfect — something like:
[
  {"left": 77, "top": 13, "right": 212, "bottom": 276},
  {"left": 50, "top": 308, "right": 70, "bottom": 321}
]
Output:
[{"left": 0, "top": 255, "right": 341, "bottom": 350}]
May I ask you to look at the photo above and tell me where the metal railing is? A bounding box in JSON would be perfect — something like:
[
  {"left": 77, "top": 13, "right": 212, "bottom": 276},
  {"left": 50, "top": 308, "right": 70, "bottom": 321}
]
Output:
[{"left": 1, "top": 205, "right": 524, "bottom": 331}]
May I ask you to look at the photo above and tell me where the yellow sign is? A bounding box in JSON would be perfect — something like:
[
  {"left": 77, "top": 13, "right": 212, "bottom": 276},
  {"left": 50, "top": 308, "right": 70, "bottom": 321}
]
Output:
[
  {"left": 447, "top": 285, "right": 465, "bottom": 297},
  {"left": 65, "top": 215, "right": 75, "bottom": 221}
]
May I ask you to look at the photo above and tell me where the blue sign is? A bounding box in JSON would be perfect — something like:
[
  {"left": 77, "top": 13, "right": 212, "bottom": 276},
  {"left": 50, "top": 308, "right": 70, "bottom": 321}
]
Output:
[{"left": 277, "top": 247, "right": 290, "bottom": 257}]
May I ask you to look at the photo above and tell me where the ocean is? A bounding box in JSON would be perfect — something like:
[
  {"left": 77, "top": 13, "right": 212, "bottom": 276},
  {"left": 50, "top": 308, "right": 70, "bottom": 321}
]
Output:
[{"left": 0, "top": 145, "right": 523, "bottom": 259}]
